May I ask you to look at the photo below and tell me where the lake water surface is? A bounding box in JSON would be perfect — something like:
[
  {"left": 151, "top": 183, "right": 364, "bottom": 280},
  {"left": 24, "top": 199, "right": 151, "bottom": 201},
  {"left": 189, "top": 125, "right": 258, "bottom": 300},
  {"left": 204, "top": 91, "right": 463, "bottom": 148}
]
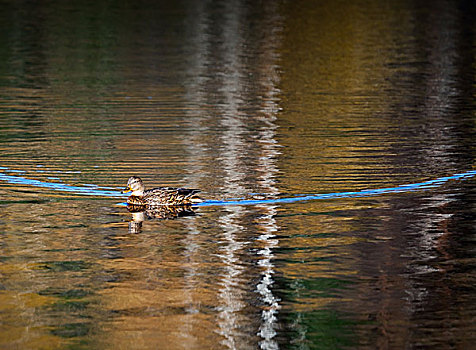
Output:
[{"left": 1, "top": 1, "right": 475, "bottom": 349}]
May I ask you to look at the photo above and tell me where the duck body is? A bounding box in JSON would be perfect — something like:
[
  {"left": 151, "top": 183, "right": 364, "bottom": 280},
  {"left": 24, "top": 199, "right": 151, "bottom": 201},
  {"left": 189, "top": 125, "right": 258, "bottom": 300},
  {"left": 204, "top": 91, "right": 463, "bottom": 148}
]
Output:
[
  {"left": 122, "top": 176, "right": 202, "bottom": 206},
  {"left": 127, "top": 187, "right": 202, "bottom": 206}
]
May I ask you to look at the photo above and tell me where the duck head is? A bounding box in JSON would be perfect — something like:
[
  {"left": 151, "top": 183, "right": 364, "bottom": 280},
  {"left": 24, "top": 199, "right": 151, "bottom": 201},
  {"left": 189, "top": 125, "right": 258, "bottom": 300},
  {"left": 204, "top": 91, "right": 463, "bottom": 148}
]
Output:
[{"left": 122, "top": 176, "right": 145, "bottom": 196}]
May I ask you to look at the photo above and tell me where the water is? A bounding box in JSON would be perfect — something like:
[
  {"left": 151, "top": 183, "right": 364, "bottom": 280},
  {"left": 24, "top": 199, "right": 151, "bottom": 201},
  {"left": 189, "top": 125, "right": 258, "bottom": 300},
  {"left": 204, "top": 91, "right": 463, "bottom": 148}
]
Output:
[{"left": 1, "top": 0, "right": 475, "bottom": 349}]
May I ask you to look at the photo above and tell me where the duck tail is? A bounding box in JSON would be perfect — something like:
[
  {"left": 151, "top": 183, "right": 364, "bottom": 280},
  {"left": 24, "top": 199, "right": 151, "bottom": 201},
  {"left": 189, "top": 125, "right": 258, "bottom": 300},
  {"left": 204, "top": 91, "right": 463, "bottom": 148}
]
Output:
[{"left": 189, "top": 196, "right": 203, "bottom": 204}]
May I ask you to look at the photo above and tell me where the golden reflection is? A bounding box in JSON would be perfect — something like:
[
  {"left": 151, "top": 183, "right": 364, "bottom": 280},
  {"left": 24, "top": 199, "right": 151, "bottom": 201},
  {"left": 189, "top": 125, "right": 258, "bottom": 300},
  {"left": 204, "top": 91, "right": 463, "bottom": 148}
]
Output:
[
  {"left": 0, "top": 200, "right": 103, "bottom": 348},
  {"left": 0, "top": 291, "right": 64, "bottom": 349},
  {"left": 274, "top": 200, "right": 366, "bottom": 313},
  {"left": 278, "top": 0, "right": 413, "bottom": 194},
  {"left": 276, "top": 0, "right": 474, "bottom": 347}
]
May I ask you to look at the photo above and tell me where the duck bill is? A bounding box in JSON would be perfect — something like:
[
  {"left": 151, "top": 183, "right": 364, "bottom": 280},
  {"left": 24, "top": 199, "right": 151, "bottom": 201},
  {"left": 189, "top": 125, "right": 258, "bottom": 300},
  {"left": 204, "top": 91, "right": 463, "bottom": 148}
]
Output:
[{"left": 121, "top": 186, "right": 132, "bottom": 194}]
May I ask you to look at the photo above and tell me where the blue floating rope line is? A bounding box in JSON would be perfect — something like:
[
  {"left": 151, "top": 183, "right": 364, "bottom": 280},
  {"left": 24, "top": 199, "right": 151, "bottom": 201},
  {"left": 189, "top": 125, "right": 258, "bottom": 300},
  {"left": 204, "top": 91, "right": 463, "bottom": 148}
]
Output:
[
  {"left": 0, "top": 168, "right": 474, "bottom": 206},
  {"left": 0, "top": 172, "right": 122, "bottom": 198}
]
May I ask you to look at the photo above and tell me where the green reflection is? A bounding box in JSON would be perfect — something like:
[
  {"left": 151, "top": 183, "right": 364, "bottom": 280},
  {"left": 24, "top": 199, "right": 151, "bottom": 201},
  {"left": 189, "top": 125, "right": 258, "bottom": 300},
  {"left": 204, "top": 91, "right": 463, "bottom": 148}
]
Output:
[
  {"left": 281, "top": 308, "right": 359, "bottom": 349},
  {"left": 38, "top": 261, "right": 91, "bottom": 272},
  {"left": 50, "top": 322, "right": 92, "bottom": 338}
]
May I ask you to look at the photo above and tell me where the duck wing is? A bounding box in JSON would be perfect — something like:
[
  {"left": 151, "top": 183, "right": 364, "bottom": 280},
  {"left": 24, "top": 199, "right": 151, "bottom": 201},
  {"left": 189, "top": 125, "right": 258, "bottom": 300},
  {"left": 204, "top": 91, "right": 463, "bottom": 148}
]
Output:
[{"left": 144, "top": 187, "right": 201, "bottom": 205}]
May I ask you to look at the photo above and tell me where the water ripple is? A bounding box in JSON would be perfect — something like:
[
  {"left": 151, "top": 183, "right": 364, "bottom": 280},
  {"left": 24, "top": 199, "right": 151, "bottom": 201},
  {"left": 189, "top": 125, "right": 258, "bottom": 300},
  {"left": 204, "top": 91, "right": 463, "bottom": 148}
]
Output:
[
  {"left": 199, "top": 170, "right": 476, "bottom": 206},
  {"left": 0, "top": 167, "right": 474, "bottom": 206},
  {"left": 0, "top": 169, "right": 123, "bottom": 198}
]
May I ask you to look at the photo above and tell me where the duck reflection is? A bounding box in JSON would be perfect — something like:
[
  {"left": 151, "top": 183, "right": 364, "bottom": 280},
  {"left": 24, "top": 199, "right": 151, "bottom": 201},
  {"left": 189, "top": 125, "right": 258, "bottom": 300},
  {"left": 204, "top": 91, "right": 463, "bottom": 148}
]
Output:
[{"left": 126, "top": 204, "right": 196, "bottom": 233}]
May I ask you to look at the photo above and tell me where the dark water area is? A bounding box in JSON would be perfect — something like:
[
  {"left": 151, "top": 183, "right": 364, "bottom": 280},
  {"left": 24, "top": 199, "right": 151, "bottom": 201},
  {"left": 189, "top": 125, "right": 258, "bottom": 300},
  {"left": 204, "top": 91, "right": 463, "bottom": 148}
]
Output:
[{"left": 0, "top": 0, "right": 475, "bottom": 349}]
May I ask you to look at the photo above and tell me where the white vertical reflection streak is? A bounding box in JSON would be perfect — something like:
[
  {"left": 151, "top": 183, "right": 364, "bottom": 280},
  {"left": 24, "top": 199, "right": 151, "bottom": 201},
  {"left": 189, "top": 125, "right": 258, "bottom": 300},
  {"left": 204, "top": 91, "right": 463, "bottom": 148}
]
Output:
[
  {"left": 256, "top": 206, "right": 280, "bottom": 350},
  {"left": 217, "top": 207, "right": 247, "bottom": 349},
  {"left": 180, "top": 222, "right": 201, "bottom": 349},
  {"left": 181, "top": 1, "right": 250, "bottom": 347},
  {"left": 215, "top": 2, "right": 249, "bottom": 348},
  {"left": 182, "top": 1, "right": 283, "bottom": 348},
  {"left": 180, "top": 2, "right": 211, "bottom": 348},
  {"left": 255, "top": 25, "right": 281, "bottom": 348}
]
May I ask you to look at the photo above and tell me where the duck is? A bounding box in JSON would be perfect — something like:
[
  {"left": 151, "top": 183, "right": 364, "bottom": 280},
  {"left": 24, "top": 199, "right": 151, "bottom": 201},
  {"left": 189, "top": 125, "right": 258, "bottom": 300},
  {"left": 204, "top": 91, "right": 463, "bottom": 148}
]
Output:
[{"left": 121, "top": 176, "right": 202, "bottom": 206}]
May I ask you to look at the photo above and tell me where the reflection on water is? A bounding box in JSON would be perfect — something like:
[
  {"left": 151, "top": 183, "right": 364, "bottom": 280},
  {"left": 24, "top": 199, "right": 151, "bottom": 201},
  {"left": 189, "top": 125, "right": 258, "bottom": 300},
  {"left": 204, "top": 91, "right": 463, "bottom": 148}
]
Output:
[
  {"left": 126, "top": 205, "right": 196, "bottom": 234},
  {"left": 178, "top": 2, "right": 284, "bottom": 348},
  {"left": 0, "top": 0, "right": 475, "bottom": 349}
]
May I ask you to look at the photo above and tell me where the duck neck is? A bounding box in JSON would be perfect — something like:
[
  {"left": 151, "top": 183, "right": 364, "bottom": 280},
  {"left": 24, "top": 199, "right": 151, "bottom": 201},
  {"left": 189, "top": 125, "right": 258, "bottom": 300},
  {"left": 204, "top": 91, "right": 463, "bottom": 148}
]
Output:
[{"left": 131, "top": 189, "right": 145, "bottom": 196}]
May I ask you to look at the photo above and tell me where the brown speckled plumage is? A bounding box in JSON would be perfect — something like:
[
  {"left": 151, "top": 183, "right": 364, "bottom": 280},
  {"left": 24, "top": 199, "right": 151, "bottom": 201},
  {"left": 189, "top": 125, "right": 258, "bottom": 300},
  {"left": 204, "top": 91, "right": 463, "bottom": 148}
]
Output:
[{"left": 122, "top": 176, "right": 202, "bottom": 206}]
